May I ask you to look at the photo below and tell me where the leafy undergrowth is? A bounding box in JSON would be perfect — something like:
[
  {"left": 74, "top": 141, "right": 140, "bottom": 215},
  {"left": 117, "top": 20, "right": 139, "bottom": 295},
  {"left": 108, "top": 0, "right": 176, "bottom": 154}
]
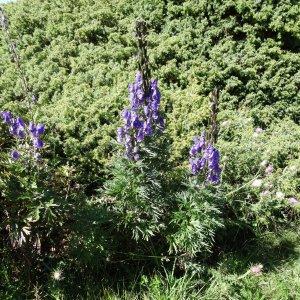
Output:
[{"left": 21, "top": 226, "right": 299, "bottom": 299}]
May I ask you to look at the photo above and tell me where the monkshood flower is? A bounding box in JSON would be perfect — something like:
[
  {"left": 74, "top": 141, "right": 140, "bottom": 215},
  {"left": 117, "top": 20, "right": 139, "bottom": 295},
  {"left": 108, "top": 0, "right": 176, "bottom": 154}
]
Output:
[
  {"left": 1, "top": 110, "right": 45, "bottom": 160},
  {"left": 189, "top": 131, "right": 221, "bottom": 184},
  {"left": 9, "top": 117, "right": 26, "bottom": 139},
  {"left": 117, "top": 72, "right": 164, "bottom": 160},
  {"left": 11, "top": 150, "right": 20, "bottom": 161},
  {"left": 206, "top": 145, "right": 222, "bottom": 184},
  {"left": 29, "top": 122, "right": 45, "bottom": 149},
  {"left": 189, "top": 132, "right": 206, "bottom": 156},
  {"left": 1, "top": 111, "right": 13, "bottom": 124}
]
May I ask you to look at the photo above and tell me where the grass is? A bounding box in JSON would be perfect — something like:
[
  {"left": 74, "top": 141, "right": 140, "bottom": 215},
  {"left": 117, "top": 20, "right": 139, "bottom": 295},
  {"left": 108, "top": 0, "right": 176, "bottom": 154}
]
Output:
[
  {"left": 1, "top": 225, "right": 298, "bottom": 299},
  {"left": 44, "top": 226, "right": 300, "bottom": 299}
]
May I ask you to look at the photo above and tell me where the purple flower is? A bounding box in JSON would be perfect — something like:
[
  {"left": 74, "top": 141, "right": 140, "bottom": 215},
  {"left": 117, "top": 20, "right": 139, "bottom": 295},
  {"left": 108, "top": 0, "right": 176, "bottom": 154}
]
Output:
[
  {"left": 11, "top": 150, "right": 20, "bottom": 161},
  {"left": 150, "top": 79, "right": 161, "bottom": 109},
  {"left": 9, "top": 118, "right": 25, "bottom": 139},
  {"left": 16, "top": 117, "right": 25, "bottom": 128},
  {"left": 129, "top": 72, "right": 145, "bottom": 110},
  {"left": 144, "top": 121, "right": 153, "bottom": 136},
  {"left": 1, "top": 111, "right": 13, "bottom": 124},
  {"left": 144, "top": 105, "right": 151, "bottom": 117},
  {"left": 136, "top": 128, "right": 145, "bottom": 142},
  {"left": 188, "top": 133, "right": 221, "bottom": 184},
  {"left": 36, "top": 124, "right": 45, "bottom": 135},
  {"left": 135, "top": 71, "right": 143, "bottom": 86},
  {"left": 29, "top": 122, "right": 45, "bottom": 138},
  {"left": 131, "top": 112, "right": 143, "bottom": 129},
  {"left": 125, "top": 134, "right": 133, "bottom": 148},
  {"left": 17, "top": 127, "right": 26, "bottom": 139},
  {"left": 206, "top": 145, "right": 221, "bottom": 184},
  {"left": 117, "top": 127, "right": 125, "bottom": 143},
  {"left": 189, "top": 145, "right": 198, "bottom": 156},
  {"left": 189, "top": 132, "right": 206, "bottom": 156},
  {"left": 190, "top": 158, "right": 200, "bottom": 175},
  {"left": 122, "top": 109, "right": 131, "bottom": 127},
  {"left": 28, "top": 122, "right": 45, "bottom": 148},
  {"left": 33, "top": 138, "right": 44, "bottom": 149},
  {"left": 197, "top": 156, "right": 207, "bottom": 170},
  {"left": 207, "top": 146, "right": 220, "bottom": 170}
]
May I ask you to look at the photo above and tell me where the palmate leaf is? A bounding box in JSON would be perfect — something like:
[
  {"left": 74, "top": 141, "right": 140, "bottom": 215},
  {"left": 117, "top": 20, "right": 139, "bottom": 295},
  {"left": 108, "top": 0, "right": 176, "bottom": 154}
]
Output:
[
  {"left": 102, "top": 146, "right": 168, "bottom": 241},
  {"left": 167, "top": 180, "right": 223, "bottom": 257}
]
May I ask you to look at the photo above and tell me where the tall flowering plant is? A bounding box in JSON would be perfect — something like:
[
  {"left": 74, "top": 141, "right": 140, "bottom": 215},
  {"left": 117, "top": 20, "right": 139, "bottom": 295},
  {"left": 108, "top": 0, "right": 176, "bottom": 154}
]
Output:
[
  {"left": 102, "top": 70, "right": 168, "bottom": 242},
  {"left": 101, "top": 21, "right": 172, "bottom": 246},
  {"left": 117, "top": 72, "right": 164, "bottom": 160},
  {"left": 166, "top": 89, "right": 223, "bottom": 265}
]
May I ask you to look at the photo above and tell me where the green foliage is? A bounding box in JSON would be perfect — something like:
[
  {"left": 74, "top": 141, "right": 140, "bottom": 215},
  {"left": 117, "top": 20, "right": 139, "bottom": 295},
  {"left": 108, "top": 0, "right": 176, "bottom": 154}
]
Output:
[
  {"left": 1, "top": 0, "right": 299, "bottom": 185},
  {"left": 0, "top": 0, "right": 300, "bottom": 297},
  {"left": 99, "top": 135, "right": 222, "bottom": 270},
  {"left": 168, "top": 180, "right": 223, "bottom": 257},
  {"left": 104, "top": 157, "right": 165, "bottom": 241},
  {"left": 218, "top": 114, "right": 300, "bottom": 229},
  {"left": 0, "top": 128, "right": 83, "bottom": 297}
]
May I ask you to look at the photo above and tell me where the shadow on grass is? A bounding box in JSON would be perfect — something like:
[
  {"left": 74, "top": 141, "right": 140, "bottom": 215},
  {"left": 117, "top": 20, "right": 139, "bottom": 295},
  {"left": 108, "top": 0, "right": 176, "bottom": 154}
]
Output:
[{"left": 211, "top": 224, "right": 300, "bottom": 275}]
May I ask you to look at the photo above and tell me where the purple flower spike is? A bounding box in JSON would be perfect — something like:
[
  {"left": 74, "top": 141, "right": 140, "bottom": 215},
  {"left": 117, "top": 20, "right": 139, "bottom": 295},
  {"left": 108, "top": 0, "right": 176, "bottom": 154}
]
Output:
[
  {"left": 188, "top": 132, "right": 221, "bottom": 184},
  {"left": 205, "top": 145, "right": 221, "bottom": 184},
  {"left": 144, "top": 105, "right": 151, "bottom": 117},
  {"left": 190, "top": 158, "right": 200, "bottom": 175},
  {"left": 17, "top": 127, "right": 25, "bottom": 139},
  {"left": 11, "top": 150, "right": 20, "bottom": 161},
  {"left": 119, "top": 73, "right": 164, "bottom": 160},
  {"left": 9, "top": 124, "right": 17, "bottom": 136},
  {"left": 197, "top": 156, "right": 207, "bottom": 170},
  {"left": 29, "top": 122, "right": 37, "bottom": 137},
  {"left": 189, "top": 145, "right": 198, "bottom": 156},
  {"left": 136, "top": 72, "right": 143, "bottom": 83}
]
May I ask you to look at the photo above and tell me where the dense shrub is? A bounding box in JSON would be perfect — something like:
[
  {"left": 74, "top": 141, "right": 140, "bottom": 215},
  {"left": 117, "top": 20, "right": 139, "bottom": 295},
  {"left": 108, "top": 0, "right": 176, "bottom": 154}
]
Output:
[{"left": 1, "top": 0, "right": 299, "bottom": 185}]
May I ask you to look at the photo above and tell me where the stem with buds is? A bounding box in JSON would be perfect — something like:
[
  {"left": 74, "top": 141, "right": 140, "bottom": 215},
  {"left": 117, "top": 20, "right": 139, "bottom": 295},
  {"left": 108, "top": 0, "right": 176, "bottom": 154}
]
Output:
[
  {"left": 135, "top": 20, "right": 151, "bottom": 96},
  {"left": 209, "top": 87, "right": 219, "bottom": 145}
]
